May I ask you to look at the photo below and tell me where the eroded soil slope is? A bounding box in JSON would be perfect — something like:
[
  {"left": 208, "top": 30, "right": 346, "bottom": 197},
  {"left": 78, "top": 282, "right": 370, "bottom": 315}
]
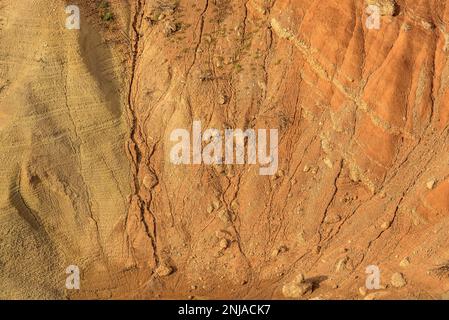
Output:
[{"left": 1, "top": 0, "right": 449, "bottom": 299}]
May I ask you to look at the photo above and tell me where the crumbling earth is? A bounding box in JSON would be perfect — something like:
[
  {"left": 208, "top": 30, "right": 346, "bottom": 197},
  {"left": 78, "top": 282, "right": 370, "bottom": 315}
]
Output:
[{"left": 1, "top": 0, "right": 449, "bottom": 300}]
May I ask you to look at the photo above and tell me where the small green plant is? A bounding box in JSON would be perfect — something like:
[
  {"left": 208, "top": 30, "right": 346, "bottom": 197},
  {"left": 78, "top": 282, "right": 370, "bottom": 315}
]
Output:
[
  {"left": 99, "top": 1, "right": 114, "bottom": 22},
  {"left": 102, "top": 12, "right": 114, "bottom": 21},
  {"left": 99, "top": 1, "right": 110, "bottom": 9},
  {"left": 235, "top": 64, "right": 243, "bottom": 73}
]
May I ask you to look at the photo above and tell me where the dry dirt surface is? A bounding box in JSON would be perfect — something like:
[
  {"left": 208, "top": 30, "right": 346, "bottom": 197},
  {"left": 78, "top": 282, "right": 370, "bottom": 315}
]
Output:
[{"left": 1, "top": 0, "right": 449, "bottom": 300}]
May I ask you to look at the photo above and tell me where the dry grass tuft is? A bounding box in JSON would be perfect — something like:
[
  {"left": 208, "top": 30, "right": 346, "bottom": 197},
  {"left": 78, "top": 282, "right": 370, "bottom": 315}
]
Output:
[{"left": 429, "top": 261, "right": 449, "bottom": 278}]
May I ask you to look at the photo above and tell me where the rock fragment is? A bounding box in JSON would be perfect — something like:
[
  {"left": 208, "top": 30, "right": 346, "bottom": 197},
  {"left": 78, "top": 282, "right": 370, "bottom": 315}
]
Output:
[
  {"left": 426, "top": 179, "right": 436, "bottom": 190},
  {"left": 391, "top": 272, "right": 407, "bottom": 288},
  {"left": 206, "top": 205, "right": 214, "bottom": 214},
  {"left": 282, "top": 282, "right": 313, "bottom": 298},
  {"left": 399, "top": 257, "right": 410, "bottom": 268},
  {"left": 282, "top": 272, "right": 313, "bottom": 298},
  {"left": 381, "top": 221, "right": 391, "bottom": 230},
  {"left": 213, "top": 199, "right": 222, "bottom": 209},
  {"left": 219, "top": 238, "right": 229, "bottom": 250},
  {"left": 218, "top": 94, "right": 228, "bottom": 105},
  {"left": 359, "top": 286, "right": 367, "bottom": 296},
  {"left": 156, "top": 264, "right": 174, "bottom": 277},
  {"left": 217, "top": 209, "right": 231, "bottom": 224},
  {"left": 324, "top": 158, "right": 333, "bottom": 169}
]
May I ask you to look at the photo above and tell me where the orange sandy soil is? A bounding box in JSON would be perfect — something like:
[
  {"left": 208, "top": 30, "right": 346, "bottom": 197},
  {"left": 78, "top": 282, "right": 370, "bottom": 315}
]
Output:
[{"left": 1, "top": 0, "right": 449, "bottom": 300}]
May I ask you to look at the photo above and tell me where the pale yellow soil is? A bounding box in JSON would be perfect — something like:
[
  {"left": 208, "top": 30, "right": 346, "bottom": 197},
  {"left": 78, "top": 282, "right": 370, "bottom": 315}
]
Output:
[{"left": 1, "top": 0, "right": 449, "bottom": 300}]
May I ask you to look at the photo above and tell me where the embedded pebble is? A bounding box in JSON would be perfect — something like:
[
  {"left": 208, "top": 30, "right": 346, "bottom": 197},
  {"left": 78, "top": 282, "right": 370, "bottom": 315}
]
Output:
[
  {"left": 399, "top": 257, "right": 410, "bottom": 267},
  {"left": 156, "top": 264, "right": 173, "bottom": 277},
  {"left": 391, "top": 272, "right": 407, "bottom": 288}
]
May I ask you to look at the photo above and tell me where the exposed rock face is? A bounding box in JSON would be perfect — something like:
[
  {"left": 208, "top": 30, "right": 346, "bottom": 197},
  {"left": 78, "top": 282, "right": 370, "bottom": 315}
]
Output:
[{"left": 1, "top": 0, "right": 449, "bottom": 299}]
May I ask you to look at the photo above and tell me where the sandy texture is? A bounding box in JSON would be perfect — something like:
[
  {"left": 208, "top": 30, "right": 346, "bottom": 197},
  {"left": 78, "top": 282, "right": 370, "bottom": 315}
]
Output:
[{"left": 1, "top": 0, "right": 449, "bottom": 300}]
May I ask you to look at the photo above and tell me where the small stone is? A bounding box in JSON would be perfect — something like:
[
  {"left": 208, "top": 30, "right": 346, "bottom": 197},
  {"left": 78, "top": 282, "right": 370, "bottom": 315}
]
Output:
[
  {"left": 213, "top": 199, "right": 222, "bottom": 209},
  {"left": 219, "top": 238, "right": 229, "bottom": 250},
  {"left": 359, "top": 286, "right": 367, "bottom": 296},
  {"left": 294, "top": 273, "right": 305, "bottom": 284},
  {"left": 303, "top": 165, "right": 310, "bottom": 172},
  {"left": 203, "top": 35, "right": 212, "bottom": 43},
  {"left": 218, "top": 94, "right": 227, "bottom": 105},
  {"left": 381, "top": 221, "right": 391, "bottom": 230},
  {"left": 422, "top": 20, "right": 435, "bottom": 30},
  {"left": 156, "top": 264, "right": 173, "bottom": 277},
  {"left": 206, "top": 205, "right": 214, "bottom": 214},
  {"left": 215, "top": 57, "right": 224, "bottom": 68},
  {"left": 215, "top": 230, "right": 229, "bottom": 238},
  {"left": 282, "top": 282, "right": 313, "bottom": 298},
  {"left": 324, "top": 158, "right": 333, "bottom": 168},
  {"left": 218, "top": 209, "right": 231, "bottom": 224},
  {"left": 426, "top": 179, "right": 436, "bottom": 190},
  {"left": 391, "top": 272, "right": 407, "bottom": 288},
  {"left": 399, "top": 257, "right": 410, "bottom": 268}
]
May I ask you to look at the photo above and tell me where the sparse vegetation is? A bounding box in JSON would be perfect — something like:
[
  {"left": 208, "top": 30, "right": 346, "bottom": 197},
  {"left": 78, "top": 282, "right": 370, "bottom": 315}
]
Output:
[
  {"left": 149, "top": 0, "right": 180, "bottom": 24},
  {"left": 234, "top": 63, "right": 243, "bottom": 73},
  {"left": 99, "top": 1, "right": 114, "bottom": 22},
  {"left": 212, "top": 0, "right": 232, "bottom": 24},
  {"left": 102, "top": 12, "right": 114, "bottom": 22},
  {"left": 430, "top": 262, "right": 449, "bottom": 278}
]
